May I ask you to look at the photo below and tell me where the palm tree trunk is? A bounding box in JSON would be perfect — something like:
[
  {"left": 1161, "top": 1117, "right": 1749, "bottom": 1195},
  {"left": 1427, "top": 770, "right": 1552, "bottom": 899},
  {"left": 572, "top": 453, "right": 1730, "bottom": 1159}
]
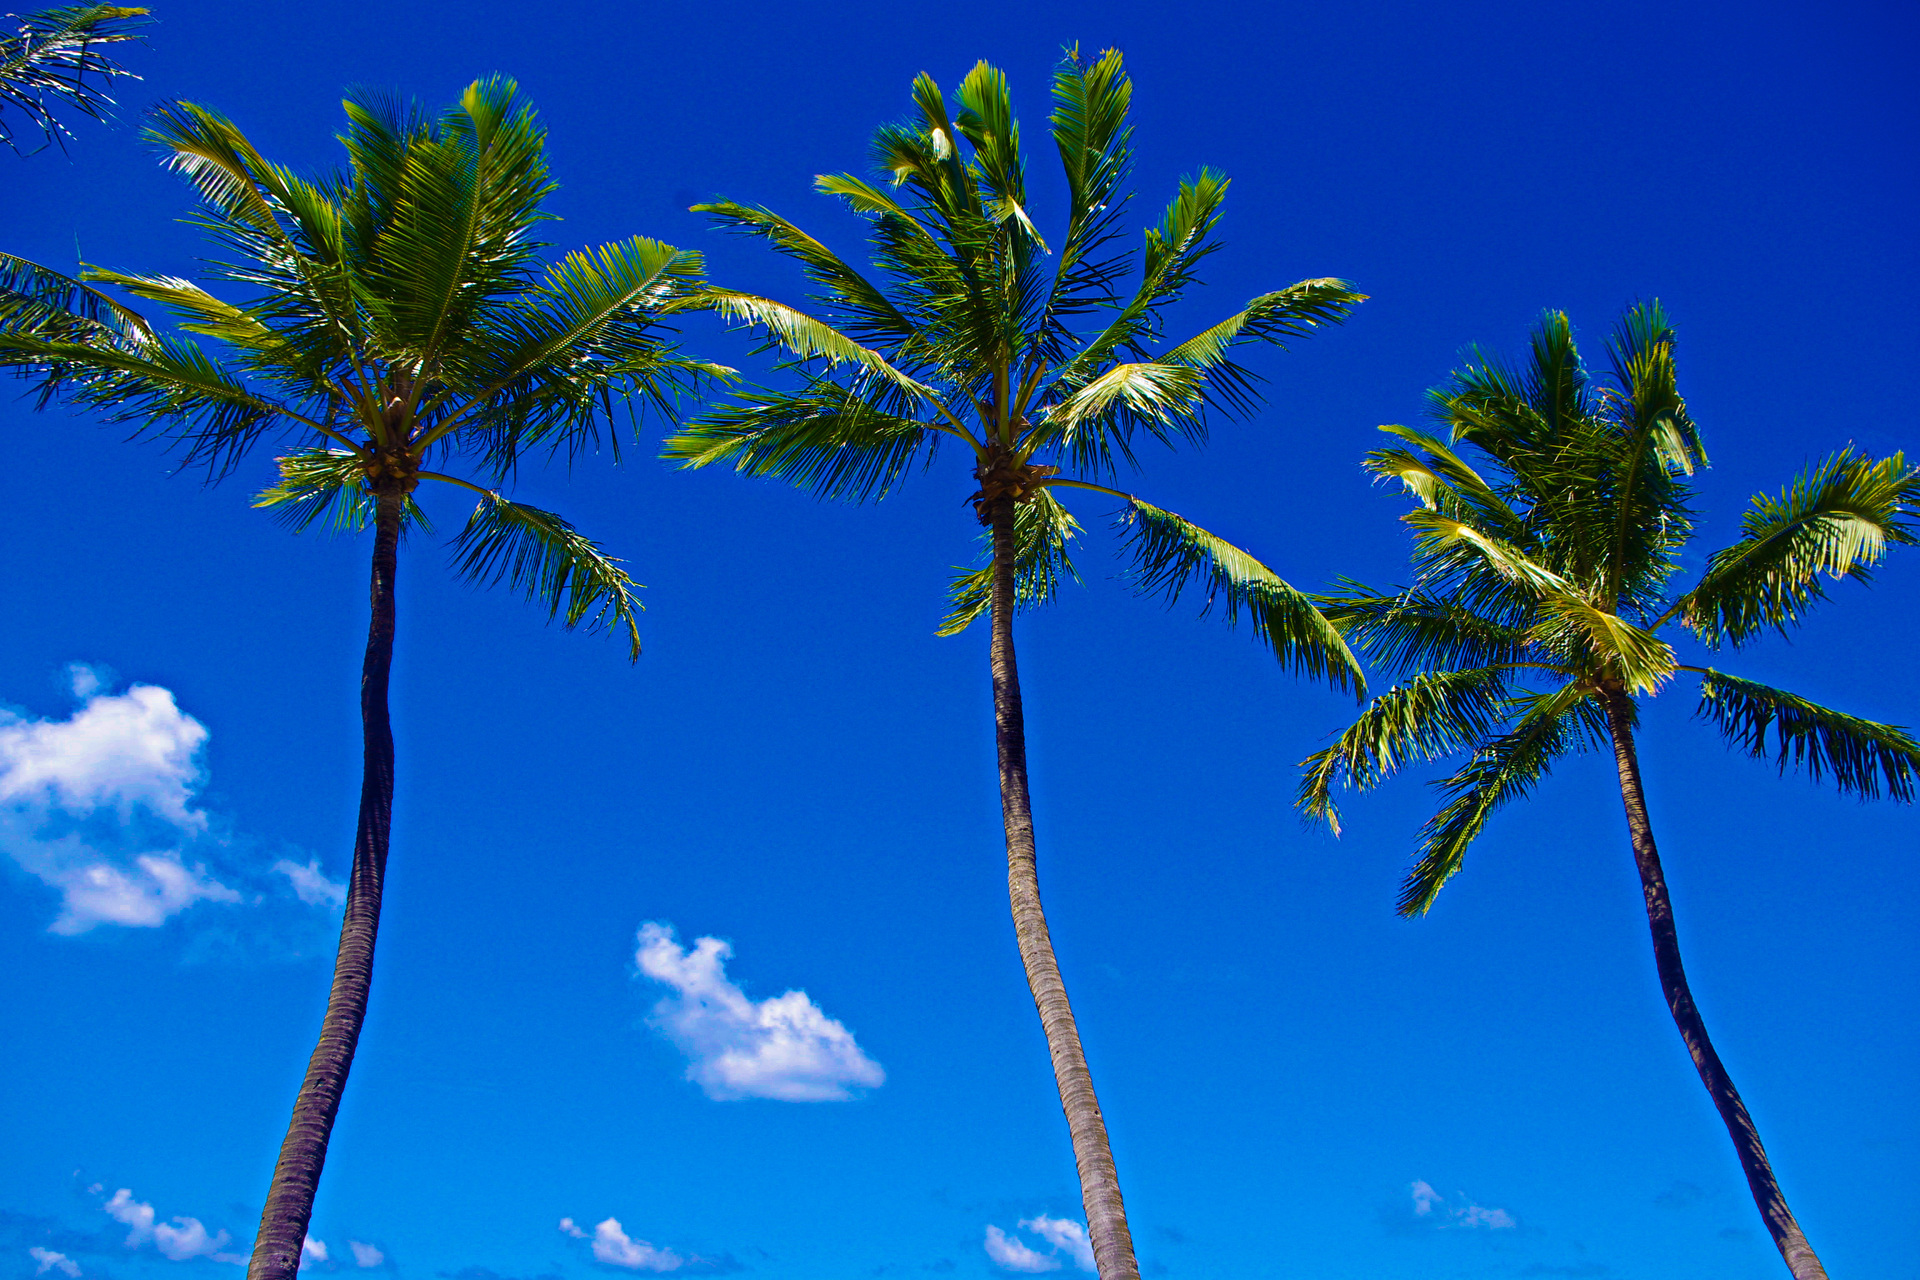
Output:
[
  {"left": 986, "top": 496, "right": 1141, "bottom": 1280},
  {"left": 247, "top": 493, "right": 402, "bottom": 1280},
  {"left": 1599, "top": 689, "right": 1827, "bottom": 1280}
]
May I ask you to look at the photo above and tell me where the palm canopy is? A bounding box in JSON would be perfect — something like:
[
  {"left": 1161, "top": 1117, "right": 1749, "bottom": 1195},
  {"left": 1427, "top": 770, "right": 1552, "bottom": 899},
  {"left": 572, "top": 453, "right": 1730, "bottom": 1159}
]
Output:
[
  {"left": 1300, "top": 303, "right": 1920, "bottom": 914},
  {"left": 663, "top": 47, "right": 1365, "bottom": 691},
  {"left": 0, "top": 76, "right": 727, "bottom": 654},
  {"left": 1, "top": 3, "right": 147, "bottom": 153}
]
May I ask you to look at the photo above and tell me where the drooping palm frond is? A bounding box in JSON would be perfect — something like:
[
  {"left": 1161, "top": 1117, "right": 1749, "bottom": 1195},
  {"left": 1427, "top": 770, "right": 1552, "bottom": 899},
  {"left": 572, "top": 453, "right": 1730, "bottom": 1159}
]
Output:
[
  {"left": 939, "top": 488, "right": 1081, "bottom": 635},
  {"left": 450, "top": 492, "right": 644, "bottom": 660},
  {"left": 1119, "top": 497, "right": 1364, "bottom": 697},
  {"left": 1400, "top": 681, "right": 1604, "bottom": 916},
  {"left": 1314, "top": 582, "right": 1536, "bottom": 678},
  {"left": 1298, "top": 667, "right": 1513, "bottom": 834},
  {"left": 1683, "top": 450, "right": 1918, "bottom": 647},
  {"left": 663, "top": 376, "right": 939, "bottom": 504},
  {"left": 0, "top": 3, "right": 147, "bottom": 152},
  {"left": 1694, "top": 669, "right": 1919, "bottom": 802},
  {"left": 0, "top": 251, "right": 152, "bottom": 344},
  {"left": 251, "top": 448, "right": 433, "bottom": 536}
]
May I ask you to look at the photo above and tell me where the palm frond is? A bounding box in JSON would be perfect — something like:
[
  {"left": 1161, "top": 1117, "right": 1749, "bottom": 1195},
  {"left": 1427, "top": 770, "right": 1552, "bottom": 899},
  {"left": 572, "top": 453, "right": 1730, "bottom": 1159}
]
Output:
[
  {"left": 450, "top": 492, "right": 644, "bottom": 660},
  {"left": 1400, "top": 681, "right": 1603, "bottom": 916},
  {"left": 1315, "top": 581, "right": 1534, "bottom": 677},
  {"left": 662, "top": 378, "right": 938, "bottom": 503},
  {"left": 1684, "top": 449, "right": 1918, "bottom": 646},
  {"left": 1161, "top": 279, "right": 1363, "bottom": 415},
  {"left": 1298, "top": 667, "right": 1511, "bottom": 834},
  {"left": 1119, "top": 497, "right": 1365, "bottom": 697},
  {"left": 938, "top": 488, "right": 1081, "bottom": 635},
  {"left": 1694, "top": 668, "right": 1918, "bottom": 802},
  {"left": 251, "top": 448, "right": 431, "bottom": 535},
  {"left": 0, "top": 251, "right": 151, "bottom": 344},
  {"left": 0, "top": 3, "right": 148, "bottom": 153}
]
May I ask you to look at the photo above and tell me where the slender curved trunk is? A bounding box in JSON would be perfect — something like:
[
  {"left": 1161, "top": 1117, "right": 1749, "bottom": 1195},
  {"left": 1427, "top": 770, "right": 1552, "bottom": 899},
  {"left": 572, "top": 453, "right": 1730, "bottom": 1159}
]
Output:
[
  {"left": 986, "top": 496, "right": 1141, "bottom": 1280},
  {"left": 247, "top": 493, "right": 402, "bottom": 1280},
  {"left": 1599, "top": 689, "right": 1827, "bottom": 1280}
]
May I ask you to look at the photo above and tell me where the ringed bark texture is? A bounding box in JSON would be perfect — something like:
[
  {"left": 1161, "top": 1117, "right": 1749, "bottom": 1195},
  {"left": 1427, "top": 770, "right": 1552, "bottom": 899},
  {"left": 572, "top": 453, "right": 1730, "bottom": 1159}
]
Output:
[
  {"left": 1600, "top": 689, "right": 1828, "bottom": 1280},
  {"left": 247, "top": 494, "right": 403, "bottom": 1280},
  {"left": 986, "top": 496, "right": 1141, "bottom": 1280}
]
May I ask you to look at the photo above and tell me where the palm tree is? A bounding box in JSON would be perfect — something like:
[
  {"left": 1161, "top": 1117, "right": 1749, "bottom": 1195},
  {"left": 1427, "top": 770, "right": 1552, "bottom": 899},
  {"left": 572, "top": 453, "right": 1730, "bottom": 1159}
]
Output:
[
  {"left": 1299, "top": 303, "right": 1918, "bottom": 1280},
  {"left": 663, "top": 49, "right": 1363, "bottom": 1279},
  {"left": 0, "top": 79, "right": 722, "bottom": 1280},
  {"left": 1, "top": 2, "right": 147, "bottom": 153}
]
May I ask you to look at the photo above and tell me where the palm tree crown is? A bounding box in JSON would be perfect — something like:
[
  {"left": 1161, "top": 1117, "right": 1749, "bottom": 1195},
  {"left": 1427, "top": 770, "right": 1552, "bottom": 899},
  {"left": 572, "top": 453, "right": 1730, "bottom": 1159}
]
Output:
[{"left": 1302, "top": 302, "right": 1917, "bottom": 1279}]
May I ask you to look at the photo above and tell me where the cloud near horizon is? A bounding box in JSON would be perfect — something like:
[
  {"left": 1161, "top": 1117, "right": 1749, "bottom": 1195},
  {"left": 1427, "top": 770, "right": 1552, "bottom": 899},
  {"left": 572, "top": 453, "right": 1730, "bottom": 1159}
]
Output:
[
  {"left": 0, "top": 667, "right": 345, "bottom": 936},
  {"left": 101, "top": 1186, "right": 244, "bottom": 1264},
  {"left": 1410, "top": 1180, "right": 1517, "bottom": 1230},
  {"left": 634, "top": 922, "right": 885, "bottom": 1102},
  {"left": 559, "top": 1217, "right": 682, "bottom": 1272},
  {"left": 984, "top": 1217, "right": 1094, "bottom": 1273}
]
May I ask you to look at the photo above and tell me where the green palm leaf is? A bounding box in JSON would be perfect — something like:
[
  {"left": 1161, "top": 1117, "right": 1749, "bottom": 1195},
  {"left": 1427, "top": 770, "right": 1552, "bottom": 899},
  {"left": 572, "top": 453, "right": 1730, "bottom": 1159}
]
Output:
[
  {"left": 450, "top": 492, "right": 644, "bottom": 660},
  {"left": 1400, "top": 681, "right": 1603, "bottom": 916},
  {"left": 1684, "top": 449, "right": 1918, "bottom": 646},
  {"left": 1695, "top": 669, "right": 1919, "bottom": 802},
  {"left": 0, "top": 3, "right": 147, "bottom": 153},
  {"left": 939, "top": 488, "right": 1081, "bottom": 635},
  {"left": 1120, "top": 498, "right": 1364, "bottom": 697},
  {"left": 252, "top": 448, "right": 432, "bottom": 535}
]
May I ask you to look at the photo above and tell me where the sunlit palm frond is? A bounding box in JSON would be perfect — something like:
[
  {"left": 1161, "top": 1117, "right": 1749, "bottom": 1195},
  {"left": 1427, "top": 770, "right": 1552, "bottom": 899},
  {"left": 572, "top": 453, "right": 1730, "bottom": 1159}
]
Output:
[
  {"left": 1400, "top": 681, "right": 1603, "bottom": 916},
  {"left": 0, "top": 3, "right": 147, "bottom": 153},
  {"left": 1120, "top": 497, "right": 1364, "bottom": 697},
  {"left": 252, "top": 448, "right": 431, "bottom": 535},
  {"left": 938, "top": 488, "right": 1081, "bottom": 636},
  {"left": 0, "top": 251, "right": 152, "bottom": 345},
  {"left": 1315, "top": 582, "right": 1535, "bottom": 677},
  {"left": 1297, "top": 667, "right": 1511, "bottom": 834},
  {"left": 663, "top": 378, "right": 938, "bottom": 504},
  {"left": 1695, "top": 669, "right": 1919, "bottom": 802},
  {"left": 1684, "top": 449, "right": 1918, "bottom": 646},
  {"left": 450, "top": 492, "right": 644, "bottom": 660}
]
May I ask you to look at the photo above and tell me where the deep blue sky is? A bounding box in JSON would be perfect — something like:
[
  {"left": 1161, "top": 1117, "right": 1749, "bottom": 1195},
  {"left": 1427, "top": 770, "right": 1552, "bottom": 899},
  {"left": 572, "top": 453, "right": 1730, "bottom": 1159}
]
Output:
[{"left": 3, "top": 2, "right": 1915, "bottom": 1279}]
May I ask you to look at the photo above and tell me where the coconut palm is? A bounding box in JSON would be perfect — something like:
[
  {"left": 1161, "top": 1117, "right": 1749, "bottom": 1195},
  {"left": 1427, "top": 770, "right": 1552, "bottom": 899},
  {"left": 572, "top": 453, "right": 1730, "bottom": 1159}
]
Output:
[
  {"left": 663, "top": 49, "right": 1362, "bottom": 1279},
  {"left": 0, "top": 78, "right": 722, "bottom": 1280},
  {"left": 1299, "top": 303, "right": 1918, "bottom": 1280},
  {"left": 1, "top": 2, "right": 147, "bottom": 153}
]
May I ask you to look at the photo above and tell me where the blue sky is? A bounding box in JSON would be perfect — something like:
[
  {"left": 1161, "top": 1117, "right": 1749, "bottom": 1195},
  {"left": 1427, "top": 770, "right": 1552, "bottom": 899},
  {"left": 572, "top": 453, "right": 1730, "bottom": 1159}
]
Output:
[{"left": 2, "top": 2, "right": 1915, "bottom": 1278}]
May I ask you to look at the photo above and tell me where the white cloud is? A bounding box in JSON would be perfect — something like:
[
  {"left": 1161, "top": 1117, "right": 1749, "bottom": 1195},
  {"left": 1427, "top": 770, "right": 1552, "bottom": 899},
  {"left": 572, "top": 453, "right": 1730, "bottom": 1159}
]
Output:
[
  {"left": 586, "top": 1218, "right": 681, "bottom": 1272},
  {"left": 105, "top": 1188, "right": 156, "bottom": 1244},
  {"left": 1019, "top": 1217, "right": 1094, "bottom": 1272},
  {"left": 347, "top": 1241, "right": 384, "bottom": 1269},
  {"left": 559, "top": 1218, "right": 588, "bottom": 1239},
  {"left": 30, "top": 1249, "right": 81, "bottom": 1277},
  {"left": 301, "top": 1237, "right": 328, "bottom": 1269},
  {"left": 0, "top": 677, "right": 242, "bottom": 933},
  {"left": 275, "top": 858, "right": 346, "bottom": 909},
  {"left": 155, "top": 1218, "right": 234, "bottom": 1263},
  {"left": 1409, "top": 1180, "right": 1516, "bottom": 1230},
  {"left": 634, "top": 922, "right": 885, "bottom": 1102},
  {"left": 99, "top": 1188, "right": 243, "bottom": 1264},
  {"left": 984, "top": 1226, "right": 1059, "bottom": 1273}
]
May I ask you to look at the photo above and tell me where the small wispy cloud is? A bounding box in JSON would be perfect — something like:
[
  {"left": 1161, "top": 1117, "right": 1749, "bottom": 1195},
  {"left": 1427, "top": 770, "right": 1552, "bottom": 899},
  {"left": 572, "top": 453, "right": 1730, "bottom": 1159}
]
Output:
[
  {"left": 1409, "top": 1180, "right": 1516, "bottom": 1230},
  {"left": 301, "top": 1237, "right": 329, "bottom": 1270},
  {"left": 560, "top": 1217, "right": 681, "bottom": 1272},
  {"left": 276, "top": 858, "right": 347, "bottom": 909},
  {"left": 98, "top": 1186, "right": 243, "bottom": 1264},
  {"left": 983, "top": 1227, "right": 1057, "bottom": 1274},
  {"left": 348, "top": 1241, "right": 385, "bottom": 1269},
  {"left": 634, "top": 922, "right": 884, "bottom": 1102},
  {"left": 30, "top": 1249, "right": 81, "bottom": 1278},
  {"left": 983, "top": 1218, "right": 1094, "bottom": 1274}
]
